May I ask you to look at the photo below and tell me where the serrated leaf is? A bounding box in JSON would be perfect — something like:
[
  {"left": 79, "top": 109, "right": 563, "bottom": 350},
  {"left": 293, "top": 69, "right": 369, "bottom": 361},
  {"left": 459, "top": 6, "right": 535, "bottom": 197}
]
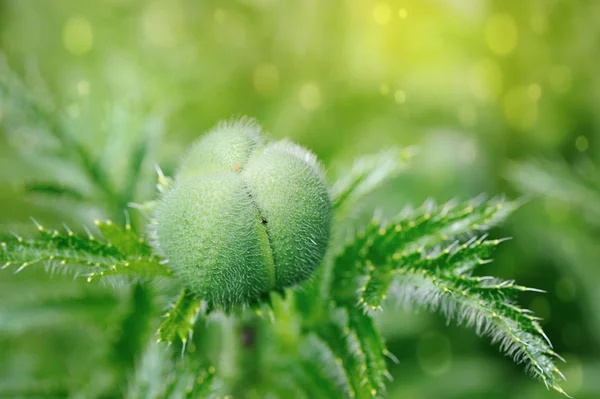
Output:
[
  {"left": 359, "top": 237, "right": 500, "bottom": 311},
  {"left": 330, "top": 220, "right": 381, "bottom": 304},
  {"left": 332, "top": 197, "right": 519, "bottom": 307},
  {"left": 291, "top": 360, "right": 346, "bottom": 399},
  {"left": 328, "top": 195, "right": 567, "bottom": 396},
  {"left": 389, "top": 268, "right": 567, "bottom": 396},
  {"left": 347, "top": 310, "right": 390, "bottom": 397},
  {"left": 94, "top": 220, "right": 154, "bottom": 258},
  {"left": 86, "top": 259, "right": 171, "bottom": 281},
  {"left": 331, "top": 148, "right": 414, "bottom": 212},
  {"left": 298, "top": 335, "right": 350, "bottom": 399},
  {"left": 182, "top": 366, "right": 216, "bottom": 399},
  {"left": 0, "top": 221, "right": 170, "bottom": 281},
  {"left": 157, "top": 288, "right": 202, "bottom": 345},
  {"left": 315, "top": 308, "right": 376, "bottom": 399},
  {"left": 127, "top": 339, "right": 218, "bottom": 399}
]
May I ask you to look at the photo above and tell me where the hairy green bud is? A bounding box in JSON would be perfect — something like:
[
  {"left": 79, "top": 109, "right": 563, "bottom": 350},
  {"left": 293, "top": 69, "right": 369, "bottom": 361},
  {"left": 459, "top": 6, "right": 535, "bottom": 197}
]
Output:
[{"left": 155, "top": 119, "right": 332, "bottom": 308}]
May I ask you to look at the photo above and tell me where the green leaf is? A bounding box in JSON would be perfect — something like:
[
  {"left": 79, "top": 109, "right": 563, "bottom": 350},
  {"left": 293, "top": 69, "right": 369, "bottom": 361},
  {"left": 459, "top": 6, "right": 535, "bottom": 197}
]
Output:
[
  {"left": 315, "top": 307, "right": 377, "bottom": 399},
  {"left": 331, "top": 197, "right": 519, "bottom": 306},
  {"left": 0, "top": 221, "right": 170, "bottom": 281},
  {"left": 127, "top": 339, "right": 218, "bottom": 399},
  {"left": 347, "top": 310, "right": 391, "bottom": 396},
  {"left": 94, "top": 219, "right": 154, "bottom": 258},
  {"left": 0, "top": 287, "right": 120, "bottom": 335},
  {"left": 23, "top": 181, "right": 87, "bottom": 201},
  {"left": 157, "top": 288, "right": 202, "bottom": 345},
  {"left": 507, "top": 159, "right": 600, "bottom": 220},
  {"left": 359, "top": 237, "right": 502, "bottom": 311},
  {"left": 328, "top": 196, "right": 567, "bottom": 396},
  {"left": 389, "top": 267, "right": 567, "bottom": 396},
  {"left": 294, "top": 336, "right": 348, "bottom": 399},
  {"left": 331, "top": 148, "right": 414, "bottom": 212}
]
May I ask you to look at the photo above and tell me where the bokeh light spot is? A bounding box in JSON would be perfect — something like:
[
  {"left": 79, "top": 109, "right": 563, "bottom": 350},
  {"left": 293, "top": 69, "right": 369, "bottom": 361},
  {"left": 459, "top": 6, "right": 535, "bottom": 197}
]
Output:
[
  {"left": 555, "top": 277, "right": 577, "bottom": 302},
  {"left": 459, "top": 139, "right": 478, "bottom": 164},
  {"left": 77, "top": 80, "right": 90, "bottom": 96},
  {"left": 549, "top": 65, "right": 572, "bottom": 93},
  {"left": 62, "top": 17, "right": 93, "bottom": 56},
  {"left": 214, "top": 9, "right": 227, "bottom": 23},
  {"left": 485, "top": 14, "right": 518, "bottom": 56},
  {"left": 531, "top": 13, "right": 547, "bottom": 33},
  {"left": 299, "top": 83, "right": 321, "bottom": 110},
  {"left": 379, "top": 84, "right": 390, "bottom": 95},
  {"left": 373, "top": 3, "right": 392, "bottom": 25},
  {"left": 470, "top": 59, "right": 503, "bottom": 102},
  {"left": 394, "top": 90, "right": 406, "bottom": 104},
  {"left": 142, "top": 0, "right": 184, "bottom": 48},
  {"left": 417, "top": 330, "right": 452, "bottom": 376},
  {"left": 502, "top": 86, "right": 538, "bottom": 130},
  {"left": 575, "top": 135, "right": 589, "bottom": 152},
  {"left": 528, "top": 83, "right": 542, "bottom": 101},
  {"left": 67, "top": 104, "right": 80, "bottom": 119},
  {"left": 253, "top": 63, "right": 280, "bottom": 95},
  {"left": 398, "top": 8, "right": 407, "bottom": 19}
]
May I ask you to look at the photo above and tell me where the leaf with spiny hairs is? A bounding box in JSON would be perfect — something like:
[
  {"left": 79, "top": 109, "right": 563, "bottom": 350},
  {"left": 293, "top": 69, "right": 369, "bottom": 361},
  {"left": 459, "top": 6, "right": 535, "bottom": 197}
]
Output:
[
  {"left": 331, "top": 148, "right": 414, "bottom": 211},
  {"left": 332, "top": 197, "right": 519, "bottom": 308},
  {"left": 157, "top": 288, "right": 202, "bottom": 345},
  {"left": 86, "top": 259, "right": 171, "bottom": 282},
  {"left": 127, "top": 339, "right": 218, "bottom": 399},
  {"left": 182, "top": 366, "right": 216, "bottom": 399},
  {"left": 291, "top": 360, "right": 345, "bottom": 399},
  {"left": 359, "top": 237, "right": 502, "bottom": 311},
  {"left": 315, "top": 308, "right": 376, "bottom": 399},
  {"left": 0, "top": 221, "right": 170, "bottom": 281},
  {"left": 330, "top": 220, "right": 380, "bottom": 304},
  {"left": 377, "top": 196, "right": 518, "bottom": 253},
  {"left": 298, "top": 335, "right": 350, "bottom": 399},
  {"left": 328, "top": 195, "right": 567, "bottom": 395},
  {"left": 387, "top": 267, "right": 567, "bottom": 396},
  {"left": 1, "top": 232, "right": 120, "bottom": 273},
  {"left": 347, "top": 310, "right": 390, "bottom": 397},
  {"left": 94, "top": 220, "right": 155, "bottom": 258}
]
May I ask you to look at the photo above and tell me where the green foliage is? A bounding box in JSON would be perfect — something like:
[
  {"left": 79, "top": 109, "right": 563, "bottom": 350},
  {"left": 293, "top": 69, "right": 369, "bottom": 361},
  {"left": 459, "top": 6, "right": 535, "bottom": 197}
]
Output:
[
  {"left": 0, "top": 113, "right": 567, "bottom": 397},
  {"left": 157, "top": 288, "right": 202, "bottom": 345},
  {"left": 0, "top": 144, "right": 567, "bottom": 398},
  {"left": 0, "top": 220, "right": 170, "bottom": 280},
  {"left": 127, "top": 339, "right": 218, "bottom": 399},
  {"left": 508, "top": 158, "right": 600, "bottom": 222},
  {"left": 331, "top": 147, "right": 415, "bottom": 218}
]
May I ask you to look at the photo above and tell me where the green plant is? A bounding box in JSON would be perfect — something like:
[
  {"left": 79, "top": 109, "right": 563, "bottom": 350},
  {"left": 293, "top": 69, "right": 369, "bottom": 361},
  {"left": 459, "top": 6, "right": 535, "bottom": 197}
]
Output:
[
  {"left": 0, "top": 62, "right": 567, "bottom": 397},
  {"left": 0, "top": 119, "right": 569, "bottom": 399}
]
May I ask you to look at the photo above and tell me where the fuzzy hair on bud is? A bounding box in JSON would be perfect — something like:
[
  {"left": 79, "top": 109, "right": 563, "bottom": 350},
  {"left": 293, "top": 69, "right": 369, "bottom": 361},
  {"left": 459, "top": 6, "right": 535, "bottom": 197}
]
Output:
[{"left": 155, "top": 118, "right": 332, "bottom": 308}]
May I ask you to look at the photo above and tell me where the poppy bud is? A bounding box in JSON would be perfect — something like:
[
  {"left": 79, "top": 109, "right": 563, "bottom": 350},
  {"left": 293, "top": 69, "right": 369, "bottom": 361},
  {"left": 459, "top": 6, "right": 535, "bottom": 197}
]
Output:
[{"left": 155, "top": 119, "right": 332, "bottom": 308}]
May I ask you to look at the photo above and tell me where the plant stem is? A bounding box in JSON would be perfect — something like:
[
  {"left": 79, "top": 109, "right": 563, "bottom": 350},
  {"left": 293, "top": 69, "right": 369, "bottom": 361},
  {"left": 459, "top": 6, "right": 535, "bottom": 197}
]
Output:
[{"left": 220, "top": 311, "right": 262, "bottom": 399}]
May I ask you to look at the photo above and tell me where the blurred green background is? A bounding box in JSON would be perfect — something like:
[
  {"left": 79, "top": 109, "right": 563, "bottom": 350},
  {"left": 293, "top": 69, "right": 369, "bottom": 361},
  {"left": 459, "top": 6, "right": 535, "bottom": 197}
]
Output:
[{"left": 1, "top": 0, "right": 599, "bottom": 398}]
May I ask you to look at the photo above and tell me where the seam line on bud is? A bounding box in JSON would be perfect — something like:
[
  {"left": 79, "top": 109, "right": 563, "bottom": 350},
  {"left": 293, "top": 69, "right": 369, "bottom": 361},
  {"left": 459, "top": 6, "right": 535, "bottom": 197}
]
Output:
[{"left": 240, "top": 178, "right": 276, "bottom": 290}]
